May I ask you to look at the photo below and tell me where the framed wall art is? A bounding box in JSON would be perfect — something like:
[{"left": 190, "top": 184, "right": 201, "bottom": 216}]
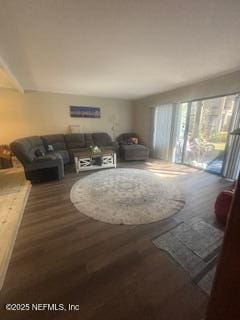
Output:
[{"left": 70, "top": 106, "right": 101, "bottom": 118}]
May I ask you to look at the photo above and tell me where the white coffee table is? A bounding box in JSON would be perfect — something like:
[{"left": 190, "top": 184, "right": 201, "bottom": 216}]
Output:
[{"left": 73, "top": 149, "right": 116, "bottom": 173}]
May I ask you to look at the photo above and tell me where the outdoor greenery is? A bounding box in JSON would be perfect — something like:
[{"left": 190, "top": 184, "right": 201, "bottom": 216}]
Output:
[
  {"left": 212, "top": 142, "right": 226, "bottom": 151},
  {"left": 211, "top": 131, "right": 228, "bottom": 143}
]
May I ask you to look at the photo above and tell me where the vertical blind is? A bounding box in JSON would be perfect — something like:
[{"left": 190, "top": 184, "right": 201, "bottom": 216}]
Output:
[
  {"left": 222, "top": 96, "right": 240, "bottom": 180},
  {"left": 152, "top": 105, "right": 174, "bottom": 161}
]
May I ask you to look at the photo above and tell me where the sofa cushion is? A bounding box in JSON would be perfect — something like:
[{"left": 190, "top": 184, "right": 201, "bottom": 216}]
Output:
[
  {"left": 67, "top": 147, "right": 89, "bottom": 163},
  {"left": 10, "top": 136, "right": 46, "bottom": 164},
  {"left": 128, "top": 137, "right": 139, "bottom": 144},
  {"left": 120, "top": 144, "right": 149, "bottom": 161},
  {"left": 92, "top": 132, "right": 113, "bottom": 147},
  {"left": 51, "top": 150, "right": 70, "bottom": 165},
  {"left": 35, "top": 148, "right": 45, "bottom": 157},
  {"left": 117, "top": 133, "right": 139, "bottom": 144},
  {"left": 25, "top": 153, "right": 64, "bottom": 179},
  {"left": 64, "top": 134, "right": 86, "bottom": 149},
  {"left": 85, "top": 133, "right": 94, "bottom": 147},
  {"left": 42, "top": 134, "right": 67, "bottom": 152}
]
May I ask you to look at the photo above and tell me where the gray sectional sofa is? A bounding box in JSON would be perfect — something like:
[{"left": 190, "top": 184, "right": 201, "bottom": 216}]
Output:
[{"left": 10, "top": 133, "right": 115, "bottom": 183}]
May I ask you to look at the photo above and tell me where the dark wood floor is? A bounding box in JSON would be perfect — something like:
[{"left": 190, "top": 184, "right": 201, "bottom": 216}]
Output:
[{"left": 0, "top": 160, "right": 230, "bottom": 320}]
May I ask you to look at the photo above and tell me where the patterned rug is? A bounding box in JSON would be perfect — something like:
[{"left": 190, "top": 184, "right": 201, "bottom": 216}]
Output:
[
  {"left": 153, "top": 217, "right": 224, "bottom": 295},
  {"left": 70, "top": 168, "right": 184, "bottom": 225}
]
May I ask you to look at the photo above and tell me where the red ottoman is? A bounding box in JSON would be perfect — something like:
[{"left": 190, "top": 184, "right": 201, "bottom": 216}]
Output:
[{"left": 215, "top": 189, "right": 234, "bottom": 225}]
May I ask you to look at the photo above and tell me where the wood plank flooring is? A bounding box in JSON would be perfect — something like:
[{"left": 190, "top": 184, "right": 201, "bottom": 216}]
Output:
[
  {"left": 0, "top": 160, "right": 230, "bottom": 320},
  {"left": 0, "top": 169, "right": 31, "bottom": 290}
]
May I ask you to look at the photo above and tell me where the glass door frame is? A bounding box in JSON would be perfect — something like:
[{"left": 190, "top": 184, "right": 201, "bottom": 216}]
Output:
[{"left": 181, "top": 102, "right": 192, "bottom": 164}]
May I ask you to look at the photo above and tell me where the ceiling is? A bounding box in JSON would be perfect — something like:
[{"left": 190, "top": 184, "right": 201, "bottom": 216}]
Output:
[{"left": 0, "top": 0, "right": 240, "bottom": 100}]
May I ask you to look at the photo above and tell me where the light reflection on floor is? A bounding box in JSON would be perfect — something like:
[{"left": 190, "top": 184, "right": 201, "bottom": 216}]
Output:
[{"left": 144, "top": 160, "right": 198, "bottom": 178}]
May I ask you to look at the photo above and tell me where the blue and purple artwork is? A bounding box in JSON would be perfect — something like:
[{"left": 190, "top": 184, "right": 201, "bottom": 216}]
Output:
[{"left": 70, "top": 106, "right": 101, "bottom": 118}]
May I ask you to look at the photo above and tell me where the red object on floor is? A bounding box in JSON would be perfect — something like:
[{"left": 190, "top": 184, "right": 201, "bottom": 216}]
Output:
[{"left": 215, "top": 189, "right": 234, "bottom": 225}]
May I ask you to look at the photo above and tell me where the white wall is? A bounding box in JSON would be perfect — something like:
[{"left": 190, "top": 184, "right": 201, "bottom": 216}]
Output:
[
  {"left": 2, "top": 70, "right": 240, "bottom": 146},
  {"left": 0, "top": 90, "right": 133, "bottom": 144},
  {"left": 133, "top": 70, "right": 240, "bottom": 146}
]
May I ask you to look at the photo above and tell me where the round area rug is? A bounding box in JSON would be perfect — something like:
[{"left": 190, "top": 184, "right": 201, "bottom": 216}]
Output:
[{"left": 70, "top": 168, "right": 184, "bottom": 225}]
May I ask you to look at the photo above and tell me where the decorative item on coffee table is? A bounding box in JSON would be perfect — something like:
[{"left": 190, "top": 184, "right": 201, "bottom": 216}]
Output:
[
  {"left": 90, "top": 146, "right": 102, "bottom": 166},
  {"left": 90, "top": 145, "right": 101, "bottom": 154},
  {"left": 74, "top": 146, "right": 116, "bottom": 173}
]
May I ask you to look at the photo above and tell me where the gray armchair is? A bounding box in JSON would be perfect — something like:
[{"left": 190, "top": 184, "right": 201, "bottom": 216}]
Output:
[{"left": 117, "top": 133, "right": 149, "bottom": 161}]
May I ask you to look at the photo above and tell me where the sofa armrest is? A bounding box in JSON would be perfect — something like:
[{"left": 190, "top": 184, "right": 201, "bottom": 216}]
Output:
[
  {"left": 103, "top": 142, "right": 118, "bottom": 151},
  {"left": 24, "top": 155, "right": 63, "bottom": 171},
  {"left": 138, "top": 137, "right": 146, "bottom": 146},
  {"left": 112, "top": 141, "right": 119, "bottom": 150}
]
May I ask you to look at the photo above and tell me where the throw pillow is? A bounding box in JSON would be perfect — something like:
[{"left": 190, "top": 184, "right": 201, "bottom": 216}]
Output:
[
  {"left": 35, "top": 149, "right": 45, "bottom": 157},
  {"left": 47, "top": 144, "right": 54, "bottom": 152},
  {"left": 128, "top": 137, "right": 138, "bottom": 144},
  {"left": 131, "top": 137, "right": 138, "bottom": 144}
]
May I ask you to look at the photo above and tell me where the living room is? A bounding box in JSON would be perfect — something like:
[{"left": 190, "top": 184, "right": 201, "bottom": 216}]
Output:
[{"left": 0, "top": 1, "right": 240, "bottom": 320}]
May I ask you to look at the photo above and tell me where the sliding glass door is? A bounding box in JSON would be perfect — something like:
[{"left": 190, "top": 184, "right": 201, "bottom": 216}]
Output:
[
  {"left": 181, "top": 95, "right": 236, "bottom": 174},
  {"left": 153, "top": 94, "right": 238, "bottom": 176}
]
